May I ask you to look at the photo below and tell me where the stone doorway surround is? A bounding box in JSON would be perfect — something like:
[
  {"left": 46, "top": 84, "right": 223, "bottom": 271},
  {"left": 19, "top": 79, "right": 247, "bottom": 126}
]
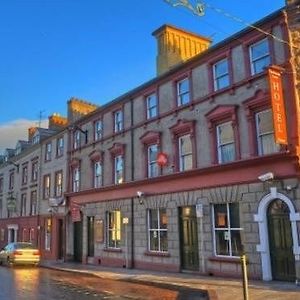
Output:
[{"left": 254, "top": 187, "right": 300, "bottom": 281}]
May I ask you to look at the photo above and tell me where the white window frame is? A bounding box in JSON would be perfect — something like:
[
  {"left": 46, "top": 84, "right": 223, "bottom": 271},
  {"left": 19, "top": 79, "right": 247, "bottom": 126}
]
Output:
[
  {"left": 212, "top": 203, "right": 243, "bottom": 257},
  {"left": 45, "top": 142, "right": 52, "bottom": 161},
  {"left": 177, "top": 78, "right": 190, "bottom": 106},
  {"left": 147, "top": 208, "right": 168, "bottom": 253},
  {"left": 179, "top": 134, "right": 193, "bottom": 171},
  {"left": 114, "top": 110, "right": 123, "bottom": 133},
  {"left": 73, "top": 167, "right": 80, "bottom": 192},
  {"left": 30, "top": 191, "right": 37, "bottom": 216},
  {"left": 146, "top": 93, "right": 158, "bottom": 119},
  {"left": 94, "top": 120, "right": 103, "bottom": 141},
  {"left": 94, "top": 161, "right": 102, "bottom": 188},
  {"left": 216, "top": 121, "right": 235, "bottom": 163},
  {"left": 22, "top": 166, "right": 28, "bottom": 184},
  {"left": 213, "top": 58, "right": 229, "bottom": 91},
  {"left": 55, "top": 171, "right": 63, "bottom": 197},
  {"left": 21, "top": 193, "right": 26, "bottom": 216},
  {"left": 114, "top": 155, "right": 123, "bottom": 184},
  {"left": 107, "top": 210, "right": 121, "bottom": 249},
  {"left": 44, "top": 174, "right": 51, "bottom": 199},
  {"left": 249, "top": 38, "right": 270, "bottom": 75},
  {"left": 147, "top": 144, "right": 158, "bottom": 178},
  {"left": 73, "top": 131, "right": 81, "bottom": 150},
  {"left": 57, "top": 136, "right": 64, "bottom": 157},
  {"left": 32, "top": 161, "right": 38, "bottom": 182},
  {"left": 255, "top": 109, "right": 280, "bottom": 156}
]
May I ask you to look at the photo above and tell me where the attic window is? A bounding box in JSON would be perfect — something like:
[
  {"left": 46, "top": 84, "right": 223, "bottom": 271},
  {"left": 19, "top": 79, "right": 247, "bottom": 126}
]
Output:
[{"left": 32, "top": 134, "right": 40, "bottom": 145}]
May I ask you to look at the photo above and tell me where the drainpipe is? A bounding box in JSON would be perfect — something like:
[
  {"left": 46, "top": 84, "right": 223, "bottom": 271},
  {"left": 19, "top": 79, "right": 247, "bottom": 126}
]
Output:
[{"left": 130, "top": 98, "right": 135, "bottom": 268}]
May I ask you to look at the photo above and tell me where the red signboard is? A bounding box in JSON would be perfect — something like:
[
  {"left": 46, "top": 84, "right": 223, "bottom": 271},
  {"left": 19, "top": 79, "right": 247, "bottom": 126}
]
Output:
[
  {"left": 70, "top": 202, "right": 81, "bottom": 222},
  {"left": 157, "top": 152, "right": 168, "bottom": 167},
  {"left": 268, "top": 67, "right": 288, "bottom": 145}
]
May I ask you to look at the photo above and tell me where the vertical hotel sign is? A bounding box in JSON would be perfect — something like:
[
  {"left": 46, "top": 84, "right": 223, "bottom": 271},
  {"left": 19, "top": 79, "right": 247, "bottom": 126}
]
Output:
[{"left": 268, "top": 67, "right": 288, "bottom": 145}]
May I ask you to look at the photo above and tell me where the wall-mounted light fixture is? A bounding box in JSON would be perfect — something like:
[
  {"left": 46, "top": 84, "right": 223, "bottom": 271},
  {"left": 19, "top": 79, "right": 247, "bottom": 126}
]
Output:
[
  {"left": 258, "top": 172, "right": 274, "bottom": 182},
  {"left": 137, "top": 191, "right": 145, "bottom": 205},
  {"left": 69, "top": 124, "right": 88, "bottom": 144}
]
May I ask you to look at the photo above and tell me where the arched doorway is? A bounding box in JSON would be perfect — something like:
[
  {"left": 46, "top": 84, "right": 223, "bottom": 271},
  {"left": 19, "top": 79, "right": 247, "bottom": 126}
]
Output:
[
  {"left": 267, "top": 199, "right": 295, "bottom": 281},
  {"left": 254, "top": 188, "right": 300, "bottom": 281}
]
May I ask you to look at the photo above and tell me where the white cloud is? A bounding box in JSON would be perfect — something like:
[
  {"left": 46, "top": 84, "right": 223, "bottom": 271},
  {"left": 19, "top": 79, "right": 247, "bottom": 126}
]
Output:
[{"left": 0, "top": 119, "right": 48, "bottom": 154}]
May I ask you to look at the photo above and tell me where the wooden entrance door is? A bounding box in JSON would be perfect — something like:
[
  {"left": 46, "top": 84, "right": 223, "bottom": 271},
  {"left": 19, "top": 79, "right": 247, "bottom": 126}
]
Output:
[
  {"left": 73, "top": 220, "right": 82, "bottom": 262},
  {"left": 267, "top": 199, "right": 295, "bottom": 281},
  {"left": 179, "top": 206, "right": 199, "bottom": 271}
]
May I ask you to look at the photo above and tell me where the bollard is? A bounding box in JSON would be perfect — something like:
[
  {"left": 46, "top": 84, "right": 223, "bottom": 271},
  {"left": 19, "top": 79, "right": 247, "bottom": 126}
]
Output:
[{"left": 240, "top": 254, "right": 249, "bottom": 300}]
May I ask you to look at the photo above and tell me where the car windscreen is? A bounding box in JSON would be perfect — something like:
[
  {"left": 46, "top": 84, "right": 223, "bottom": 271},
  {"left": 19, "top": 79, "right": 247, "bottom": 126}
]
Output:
[{"left": 14, "top": 243, "right": 35, "bottom": 249}]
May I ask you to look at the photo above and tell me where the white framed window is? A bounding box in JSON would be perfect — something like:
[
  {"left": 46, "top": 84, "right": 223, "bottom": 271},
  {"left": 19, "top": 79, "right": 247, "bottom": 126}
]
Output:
[
  {"left": 147, "top": 144, "right": 158, "bottom": 178},
  {"left": 177, "top": 78, "right": 190, "bottom": 106},
  {"left": 73, "top": 131, "right": 81, "bottom": 150},
  {"left": 255, "top": 109, "right": 279, "bottom": 155},
  {"left": 29, "top": 228, "right": 35, "bottom": 243},
  {"left": 146, "top": 93, "right": 158, "bottom": 119},
  {"left": 43, "top": 174, "right": 51, "bottom": 199},
  {"left": 32, "top": 161, "right": 38, "bottom": 182},
  {"left": 217, "top": 121, "right": 235, "bottom": 163},
  {"left": 94, "top": 120, "right": 103, "bottom": 141},
  {"left": 114, "top": 155, "right": 123, "bottom": 184},
  {"left": 55, "top": 171, "right": 63, "bottom": 197},
  {"left": 56, "top": 136, "right": 64, "bottom": 157},
  {"left": 73, "top": 167, "right": 80, "bottom": 192},
  {"left": 114, "top": 110, "right": 123, "bottom": 133},
  {"left": 213, "top": 58, "right": 229, "bottom": 91},
  {"left": 22, "top": 166, "right": 28, "bottom": 184},
  {"left": 45, "top": 218, "right": 51, "bottom": 251},
  {"left": 249, "top": 38, "right": 270, "bottom": 75},
  {"left": 148, "top": 208, "right": 168, "bottom": 252},
  {"left": 21, "top": 193, "right": 27, "bottom": 216},
  {"left": 107, "top": 210, "right": 121, "bottom": 248},
  {"left": 179, "top": 134, "right": 193, "bottom": 171},
  {"left": 9, "top": 172, "right": 14, "bottom": 189},
  {"left": 45, "top": 142, "right": 52, "bottom": 161},
  {"left": 94, "top": 161, "right": 102, "bottom": 188},
  {"left": 212, "top": 203, "right": 243, "bottom": 257},
  {"left": 32, "top": 134, "right": 40, "bottom": 145},
  {"left": 30, "top": 191, "right": 37, "bottom": 216}
]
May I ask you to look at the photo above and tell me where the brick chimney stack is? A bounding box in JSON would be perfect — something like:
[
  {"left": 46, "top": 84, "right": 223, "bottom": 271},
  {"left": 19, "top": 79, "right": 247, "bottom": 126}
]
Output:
[{"left": 152, "top": 24, "right": 211, "bottom": 76}]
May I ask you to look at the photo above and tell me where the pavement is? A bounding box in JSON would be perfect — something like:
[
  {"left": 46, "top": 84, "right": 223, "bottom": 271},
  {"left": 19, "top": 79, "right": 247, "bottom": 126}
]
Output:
[{"left": 41, "top": 260, "right": 300, "bottom": 300}]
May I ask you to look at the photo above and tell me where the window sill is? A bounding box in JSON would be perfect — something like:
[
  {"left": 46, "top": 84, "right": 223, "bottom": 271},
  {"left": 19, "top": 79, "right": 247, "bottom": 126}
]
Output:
[
  {"left": 103, "top": 248, "right": 122, "bottom": 253},
  {"left": 209, "top": 256, "right": 240, "bottom": 263},
  {"left": 144, "top": 251, "right": 170, "bottom": 257}
]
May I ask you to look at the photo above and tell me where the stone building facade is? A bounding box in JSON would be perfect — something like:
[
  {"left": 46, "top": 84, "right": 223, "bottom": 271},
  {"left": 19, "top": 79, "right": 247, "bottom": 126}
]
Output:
[{"left": 65, "top": 2, "right": 300, "bottom": 282}]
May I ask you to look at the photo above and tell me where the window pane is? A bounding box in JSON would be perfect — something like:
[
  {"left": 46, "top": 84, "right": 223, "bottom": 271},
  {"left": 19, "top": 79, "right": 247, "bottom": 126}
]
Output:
[
  {"left": 149, "top": 230, "right": 159, "bottom": 251},
  {"left": 257, "top": 110, "right": 273, "bottom": 134},
  {"left": 220, "top": 143, "right": 235, "bottom": 163},
  {"left": 215, "top": 230, "right": 229, "bottom": 255},
  {"left": 229, "top": 203, "right": 240, "bottom": 228},
  {"left": 149, "top": 210, "right": 158, "bottom": 229},
  {"left": 160, "top": 231, "right": 168, "bottom": 252},
  {"left": 231, "top": 230, "right": 242, "bottom": 256},
  {"left": 159, "top": 209, "right": 167, "bottom": 229},
  {"left": 214, "top": 204, "right": 228, "bottom": 228},
  {"left": 218, "top": 122, "right": 233, "bottom": 144}
]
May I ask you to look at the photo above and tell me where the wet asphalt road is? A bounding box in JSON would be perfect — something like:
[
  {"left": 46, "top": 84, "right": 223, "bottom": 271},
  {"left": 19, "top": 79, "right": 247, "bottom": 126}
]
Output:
[{"left": 0, "top": 266, "right": 206, "bottom": 300}]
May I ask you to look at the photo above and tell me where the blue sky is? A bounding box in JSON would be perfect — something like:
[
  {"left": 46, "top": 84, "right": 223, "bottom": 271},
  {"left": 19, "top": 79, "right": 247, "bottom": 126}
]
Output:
[{"left": 0, "top": 0, "right": 285, "bottom": 151}]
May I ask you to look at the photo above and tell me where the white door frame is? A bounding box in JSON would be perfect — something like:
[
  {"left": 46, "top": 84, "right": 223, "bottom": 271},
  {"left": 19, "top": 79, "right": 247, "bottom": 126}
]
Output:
[{"left": 254, "top": 187, "right": 300, "bottom": 280}]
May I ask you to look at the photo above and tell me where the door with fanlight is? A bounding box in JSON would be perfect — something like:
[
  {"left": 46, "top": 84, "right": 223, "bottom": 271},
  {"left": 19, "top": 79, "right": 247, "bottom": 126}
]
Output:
[{"left": 267, "top": 199, "right": 295, "bottom": 281}]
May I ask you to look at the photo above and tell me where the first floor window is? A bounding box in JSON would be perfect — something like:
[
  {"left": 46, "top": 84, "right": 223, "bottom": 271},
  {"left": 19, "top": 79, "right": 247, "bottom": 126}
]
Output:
[
  {"left": 73, "top": 167, "right": 80, "bottom": 192},
  {"left": 94, "top": 161, "right": 102, "bottom": 188},
  {"left": 179, "top": 134, "right": 193, "bottom": 171},
  {"left": 148, "top": 208, "right": 168, "bottom": 252},
  {"left": 43, "top": 174, "right": 51, "bottom": 199},
  {"left": 213, "top": 203, "right": 243, "bottom": 257},
  {"left": 55, "top": 171, "right": 63, "bottom": 197},
  {"left": 114, "top": 155, "right": 123, "bottom": 184},
  {"left": 45, "top": 218, "right": 52, "bottom": 251},
  {"left": 21, "top": 193, "right": 27, "bottom": 216},
  {"left": 29, "top": 228, "right": 35, "bottom": 243},
  {"left": 217, "top": 121, "right": 235, "bottom": 163},
  {"left": 256, "top": 109, "right": 279, "bottom": 155},
  {"left": 148, "top": 144, "right": 158, "bottom": 178},
  {"left": 30, "top": 191, "right": 37, "bottom": 216},
  {"left": 107, "top": 210, "right": 121, "bottom": 248}
]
